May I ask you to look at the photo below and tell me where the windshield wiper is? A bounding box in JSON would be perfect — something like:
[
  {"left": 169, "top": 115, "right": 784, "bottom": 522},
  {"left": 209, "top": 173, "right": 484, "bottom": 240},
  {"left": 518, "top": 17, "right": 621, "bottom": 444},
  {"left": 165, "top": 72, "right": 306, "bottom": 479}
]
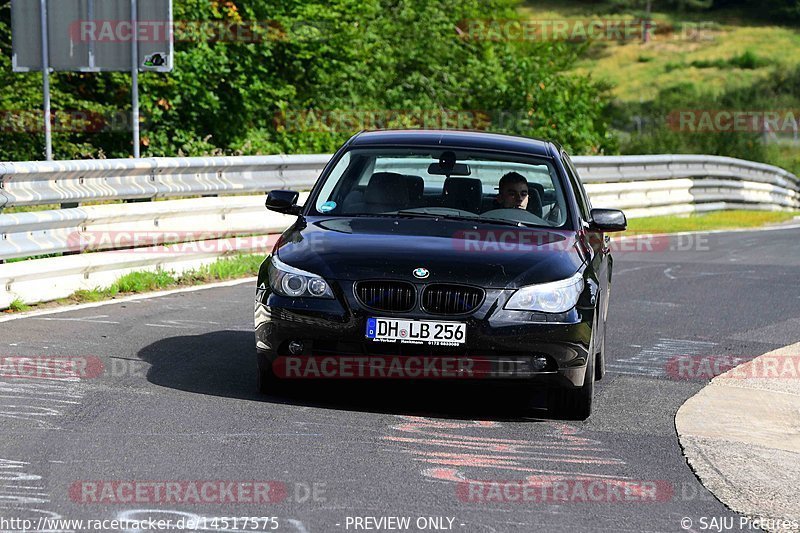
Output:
[
  {"left": 396, "top": 211, "right": 535, "bottom": 228},
  {"left": 395, "top": 211, "right": 477, "bottom": 221},
  {"left": 351, "top": 211, "right": 543, "bottom": 228}
]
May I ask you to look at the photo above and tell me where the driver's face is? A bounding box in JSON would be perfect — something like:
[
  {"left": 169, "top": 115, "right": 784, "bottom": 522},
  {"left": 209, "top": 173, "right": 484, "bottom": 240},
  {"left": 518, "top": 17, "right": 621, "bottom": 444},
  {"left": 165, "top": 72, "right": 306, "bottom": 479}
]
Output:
[{"left": 499, "top": 183, "right": 529, "bottom": 209}]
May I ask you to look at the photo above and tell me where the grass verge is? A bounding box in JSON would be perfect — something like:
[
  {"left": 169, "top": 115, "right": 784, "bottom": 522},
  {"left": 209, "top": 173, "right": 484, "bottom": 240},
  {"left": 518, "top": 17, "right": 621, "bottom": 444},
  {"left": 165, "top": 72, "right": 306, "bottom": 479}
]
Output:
[
  {"left": 1, "top": 253, "right": 264, "bottom": 313},
  {"left": 8, "top": 298, "right": 31, "bottom": 312},
  {"left": 627, "top": 209, "right": 800, "bottom": 234}
]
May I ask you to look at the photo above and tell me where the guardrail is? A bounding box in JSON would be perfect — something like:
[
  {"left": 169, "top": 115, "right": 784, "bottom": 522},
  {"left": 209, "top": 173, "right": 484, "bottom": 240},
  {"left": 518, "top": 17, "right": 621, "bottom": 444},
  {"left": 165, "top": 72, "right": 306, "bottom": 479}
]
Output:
[
  {"left": 0, "top": 155, "right": 330, "bottom": 208},
  {"left": 576, "top": 154, "right": 800, "bottom": 218},
  {"left": 1, "top": 153, "right": 798, "bottom": 309}
]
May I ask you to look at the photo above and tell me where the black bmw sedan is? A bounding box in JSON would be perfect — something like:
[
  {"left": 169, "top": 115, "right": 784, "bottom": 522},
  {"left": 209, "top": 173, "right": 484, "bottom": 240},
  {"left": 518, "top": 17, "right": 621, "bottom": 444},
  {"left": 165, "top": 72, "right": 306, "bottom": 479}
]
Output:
[{"left": 255, "top": 130, "right": 626, "bottom": 419}]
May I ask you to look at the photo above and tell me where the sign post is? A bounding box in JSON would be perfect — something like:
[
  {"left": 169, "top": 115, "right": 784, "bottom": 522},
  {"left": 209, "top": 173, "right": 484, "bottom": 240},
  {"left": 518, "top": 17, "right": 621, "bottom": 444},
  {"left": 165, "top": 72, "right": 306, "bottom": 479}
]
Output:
[
  {"left": 11, "top": 0, "right": 173, "bottom": 159},
  {"left": 130, "top": 0, "right": 140, "bottom": 158},
  {"left": 39, "top": 0, "right": 52, "bottom": 160}
]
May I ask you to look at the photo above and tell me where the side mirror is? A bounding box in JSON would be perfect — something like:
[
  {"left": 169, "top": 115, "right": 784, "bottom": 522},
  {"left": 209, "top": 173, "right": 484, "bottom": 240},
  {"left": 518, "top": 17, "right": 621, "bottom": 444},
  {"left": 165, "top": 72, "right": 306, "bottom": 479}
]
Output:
[
  {"left": 590, "top": 208, "right": 627, "bottom": 232},
  {"left": 266, "top": 190, "right": 301, "bottom": 215}
]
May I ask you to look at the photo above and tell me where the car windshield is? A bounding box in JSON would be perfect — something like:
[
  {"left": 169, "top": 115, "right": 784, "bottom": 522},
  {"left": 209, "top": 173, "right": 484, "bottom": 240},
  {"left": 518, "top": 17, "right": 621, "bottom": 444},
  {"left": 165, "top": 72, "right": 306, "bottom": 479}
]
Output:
[{"left": 310, "top": 148, "right": 569, "bottom": 228}]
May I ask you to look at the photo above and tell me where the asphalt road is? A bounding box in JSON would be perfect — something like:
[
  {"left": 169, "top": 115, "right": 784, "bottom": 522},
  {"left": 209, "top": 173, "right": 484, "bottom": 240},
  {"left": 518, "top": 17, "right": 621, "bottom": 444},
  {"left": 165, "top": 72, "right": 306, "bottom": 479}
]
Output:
[{"left": 1, "top": 226, "right": 798, "bottom": 533}]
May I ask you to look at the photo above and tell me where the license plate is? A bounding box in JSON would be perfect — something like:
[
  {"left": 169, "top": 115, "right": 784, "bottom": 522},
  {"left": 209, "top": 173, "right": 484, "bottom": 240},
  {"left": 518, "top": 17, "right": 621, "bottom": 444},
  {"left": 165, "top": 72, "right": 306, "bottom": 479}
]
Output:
[{"left": 366, "top": 318, "right": 466, "bottom": 345}]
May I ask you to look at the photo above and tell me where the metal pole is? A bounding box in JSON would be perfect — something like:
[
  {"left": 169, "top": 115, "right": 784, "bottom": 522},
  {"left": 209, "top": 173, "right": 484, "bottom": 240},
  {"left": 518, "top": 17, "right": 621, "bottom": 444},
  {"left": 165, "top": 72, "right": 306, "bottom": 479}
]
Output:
[
  {"left": 88, "top": 0, "right": 95, "bottom": 70},
  {"left": 643, "top": 0, "right": 652, "bottom": 44},
  {"left": 39, "top": 0, "right": 52, "bottom": 160},
  {"left": 131, "top": 0, "right": 140, "bottom": 158}
]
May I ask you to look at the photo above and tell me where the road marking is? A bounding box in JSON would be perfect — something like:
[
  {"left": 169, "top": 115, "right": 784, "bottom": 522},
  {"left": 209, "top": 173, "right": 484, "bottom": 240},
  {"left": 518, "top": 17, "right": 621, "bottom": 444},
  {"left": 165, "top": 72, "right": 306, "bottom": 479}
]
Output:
[
  {"left": 33, "top": 315, "right": 119, "bottom": 324},
  {"left": 0, "top": 395, "right": 81, "bottom": 405},
  {"left": 627, "top": 300, "right": 680, "bottom": 308},
  {"left": 607, "top": 338, "right": 717, "bottom": 378},
  {"left": 0, "top": 360, "right": 87, "bottom": 430},
  {"left": 383, "top": 416, "right": 628, "bottom": 495},
  {"left": 615, "top": 264, "right": 667, "bottom": 275},
  {"left": 0, "top": 459, "right": 72, "bottom": 532},
  {"left": 143, "top": 319, "right": 220, "bottom": 329},
  {"left": 287, "top": 520, "right": 310, "bottom": 533}
]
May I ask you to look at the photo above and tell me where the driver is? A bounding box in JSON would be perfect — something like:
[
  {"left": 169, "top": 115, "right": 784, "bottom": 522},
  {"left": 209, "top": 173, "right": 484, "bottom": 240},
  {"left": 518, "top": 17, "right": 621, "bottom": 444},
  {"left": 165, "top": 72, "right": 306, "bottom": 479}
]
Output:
[{"left": 496, "top": 172, "right": 529, "bottom": 210}]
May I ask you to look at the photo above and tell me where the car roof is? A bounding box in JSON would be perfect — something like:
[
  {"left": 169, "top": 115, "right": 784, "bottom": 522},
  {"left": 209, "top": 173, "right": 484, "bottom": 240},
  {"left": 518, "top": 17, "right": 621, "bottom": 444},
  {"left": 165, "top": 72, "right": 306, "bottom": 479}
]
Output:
[{"left": 348, "top": 130, "right": 559, "bottom": 157}]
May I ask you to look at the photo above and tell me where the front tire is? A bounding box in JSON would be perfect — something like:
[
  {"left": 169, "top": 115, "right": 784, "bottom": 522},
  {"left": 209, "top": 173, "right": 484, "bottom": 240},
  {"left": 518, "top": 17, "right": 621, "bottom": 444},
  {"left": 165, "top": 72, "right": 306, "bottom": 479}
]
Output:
[{"left": 548, "top": 349, "right": 594, "bottom": 420}]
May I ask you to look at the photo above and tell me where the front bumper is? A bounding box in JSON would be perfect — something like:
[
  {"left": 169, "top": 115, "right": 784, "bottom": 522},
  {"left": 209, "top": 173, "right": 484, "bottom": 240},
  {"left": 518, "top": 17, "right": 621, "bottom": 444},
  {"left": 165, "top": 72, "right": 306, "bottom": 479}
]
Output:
[{"left": 255, "top": 280, "right": 596, "bottom": 388}]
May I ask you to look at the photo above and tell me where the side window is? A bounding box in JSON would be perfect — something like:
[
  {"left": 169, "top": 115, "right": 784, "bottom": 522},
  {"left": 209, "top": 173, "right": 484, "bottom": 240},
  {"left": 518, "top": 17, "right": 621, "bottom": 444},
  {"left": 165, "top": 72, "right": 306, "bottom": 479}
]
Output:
[{"left": 562, "top": 152, "right": 591, "bottom": 221}]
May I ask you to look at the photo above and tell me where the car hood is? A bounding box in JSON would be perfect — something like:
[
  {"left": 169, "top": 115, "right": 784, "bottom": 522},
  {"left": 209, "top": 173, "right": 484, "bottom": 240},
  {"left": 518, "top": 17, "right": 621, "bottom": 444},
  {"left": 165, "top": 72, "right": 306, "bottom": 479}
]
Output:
[{"left": 275, "top": 216, "right": 586, "bottom": 289}]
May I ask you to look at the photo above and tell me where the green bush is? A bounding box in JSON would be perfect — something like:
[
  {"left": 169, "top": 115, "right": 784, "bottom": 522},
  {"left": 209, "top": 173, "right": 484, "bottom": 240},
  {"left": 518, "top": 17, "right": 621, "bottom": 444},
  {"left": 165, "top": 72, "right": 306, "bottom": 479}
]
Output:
[{"left": 727, "top": 50, "right": 767, "bottom": 69}]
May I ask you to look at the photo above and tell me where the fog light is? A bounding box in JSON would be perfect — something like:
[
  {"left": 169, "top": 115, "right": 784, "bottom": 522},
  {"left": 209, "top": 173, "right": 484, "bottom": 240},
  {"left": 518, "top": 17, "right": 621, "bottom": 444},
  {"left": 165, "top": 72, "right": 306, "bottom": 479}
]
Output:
[
  {"left": 288, "top": 341, "right": 304, "bottom": 355},
  {"left": 531, "top": 355, "right": 549, "bottom": 372}
]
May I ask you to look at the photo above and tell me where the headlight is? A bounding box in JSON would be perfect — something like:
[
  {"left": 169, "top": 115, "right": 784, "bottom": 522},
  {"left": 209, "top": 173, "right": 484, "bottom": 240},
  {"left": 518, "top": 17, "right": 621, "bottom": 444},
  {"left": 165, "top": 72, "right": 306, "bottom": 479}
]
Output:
[
  {"left": 505, "top": 272, "right": 584, "bottom": 313},
  {"left": 268, "top": 255, "right": 334, "bottom": 299}
]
